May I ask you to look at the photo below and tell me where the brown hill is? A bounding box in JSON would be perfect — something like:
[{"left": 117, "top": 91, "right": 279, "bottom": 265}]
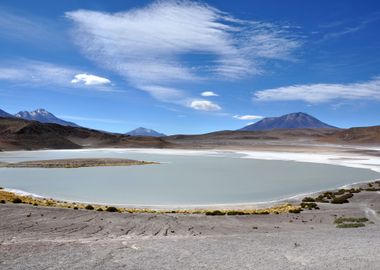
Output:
[
  {"left": 321, "top": 126, "right": 380, "bottom": 144},
  {"left": 0, "top": 117, "right": 171, "bottom": 151}
]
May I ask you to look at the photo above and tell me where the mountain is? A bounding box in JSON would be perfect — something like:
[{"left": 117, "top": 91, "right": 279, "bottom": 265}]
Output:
[
  {"left": 0, "top": 109, "right": 14, "bottom": 118},
  {"left": 0, "top": 117, "right": 172, "bottom": 151},
  {"left": 126, "top": 127, "right": 166, "bottom": 137},
  {"left": 14, "top": 109, "right": 79, "bottom": 127},
  {"left": 239, "top": 112, "right": 337, "bottom": 131}
]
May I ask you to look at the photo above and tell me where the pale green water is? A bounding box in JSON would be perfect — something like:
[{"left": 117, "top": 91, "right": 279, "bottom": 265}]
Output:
[{"left": 0, "top": 149, "right": 379, "bottom": 206}]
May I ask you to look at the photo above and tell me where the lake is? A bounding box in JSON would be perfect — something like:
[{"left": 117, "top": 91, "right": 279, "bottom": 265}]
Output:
[{"left": 0, "top": 149, "right": 379, "bottom": 207}]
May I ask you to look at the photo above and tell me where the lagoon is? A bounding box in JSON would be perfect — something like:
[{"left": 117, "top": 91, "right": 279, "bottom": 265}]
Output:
[{"left": 0, "top": 149, "right": 379, "bottom": 207}]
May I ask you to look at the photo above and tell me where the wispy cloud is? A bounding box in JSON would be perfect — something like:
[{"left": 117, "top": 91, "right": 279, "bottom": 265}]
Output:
[
  {"left": 0, "top": 7, "right": 66, "bottom": 48},
  {"left": 58, "top": 115, "right": 124, "bottom": 124},
  {"left": 201, "top": 91, "right": 218, "bottom": 97},
  {"left": 254, "top": 76, "right": 380, "bottom": 103},
  {"left": 233, "top": 115, "right": 263, "bottom": 120},
  {"left": 189, "top": 100, "right": 221, "bottom": 111},
  {"left": 66, "top": 1, "right": 301, "bottom": 108},
  {"left": 0, "top": 59, "right": 114, "bottom": 92},
  {"left": 319, "top": 14, "right": 380, "bottom": 41}
]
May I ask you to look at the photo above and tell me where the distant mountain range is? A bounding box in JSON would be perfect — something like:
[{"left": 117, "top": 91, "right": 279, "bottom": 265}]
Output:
[
  {"left": 0, "top": 117, "right": 171, "bottom": 151},
  {"left": 126, "top": 127, "right": 166, "bottom": 137},
  {"left": 0, "top": 109, "right": 14, "bottom": 118},
  {"left": 13, "top": 109, "right": 79, "bottom": 127},
  {"left": 240, "top": 112, "right": 337, "bottom": 131}
]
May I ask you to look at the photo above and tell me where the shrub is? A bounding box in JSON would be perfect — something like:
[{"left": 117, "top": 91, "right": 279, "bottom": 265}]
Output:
[
  {"left": 97, "top": 208, "right": 103, "bottom": 211},
  {"left": 300, "top": 202, "right": 319, "bottom": 210},
  {"left": 0, "top": 199, "right": 5, "bottom": 204},
  {"left": 365, "top": 188, "right": 380, "bottom": 192},
  {"left": 331, "top": 193, "right": 353, "bottom": 204},
  {"left": 334, "top": 217, "right": 369, "bottom": 224},
  {"left": 205, "top": 210, "right": 225, "bottom": 216},
  {"left": 85, "top": 204, "right": 94, "bottom": 210},
  {"left": 333, "top": 189, "right": 346, "bottom": 196},
  {"left": 106, "top": 206, "right": 118, "bottom": 212},
  {"left": 289, "top": 208, "right": 302, "bottom": 214},
  {"left": 302, "top": 197, "right": 315, "bottom": 202},
  {"left": 315, "top": 195, "right": 329, "bottom": 203},
  {"left": 336, "top": 223, "right": 365, "bottom": 228},
  {"left": 12, "top": 198, "right": 22, "bottom": 204},
  {"left": 226, "top": 210, "right": 248, "bottom": 215},
  {"left": 322, "top": 192, "right": 334, "bottom": 199},
  {"left": 73, "top": 206, "right": 78, "bottom": 210}
]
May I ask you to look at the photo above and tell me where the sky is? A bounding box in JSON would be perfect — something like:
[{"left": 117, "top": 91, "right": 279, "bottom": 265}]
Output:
[{"left": 1, "top": 0, "right": 380, "bottom": 134}]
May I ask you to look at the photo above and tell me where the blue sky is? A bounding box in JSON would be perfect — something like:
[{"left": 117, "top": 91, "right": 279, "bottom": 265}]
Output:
[{"left": 1, "top": 0, "right": 380, "bottom": 134}]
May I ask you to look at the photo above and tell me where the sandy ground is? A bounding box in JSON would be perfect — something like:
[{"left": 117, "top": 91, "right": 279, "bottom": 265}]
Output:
[{"left": 1, "top": 189, "right": 380, "bottom": 270}]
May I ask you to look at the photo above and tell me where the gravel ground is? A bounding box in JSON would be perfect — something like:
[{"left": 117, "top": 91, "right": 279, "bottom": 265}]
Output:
[{"left": 1, "top": 190, "right": 379, "bottom": 270}]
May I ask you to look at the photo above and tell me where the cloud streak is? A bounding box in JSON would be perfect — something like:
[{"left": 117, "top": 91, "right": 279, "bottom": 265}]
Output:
[
  {"left": 233, "top": 115, "right": 263, "bottom": 120},
  {"left": 254, "top": 76, "right": 380, "bottom": 103},
  {"left": 0, "top": 60, "right": 114, "bottom": 92}
]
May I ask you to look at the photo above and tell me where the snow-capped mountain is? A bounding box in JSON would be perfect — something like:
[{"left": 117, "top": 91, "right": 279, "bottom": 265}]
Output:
[
  {"left": 126, "top": 127, "right": 166, "bottom": 137},
  {"left": 14, "top": 109, "right": 79, "bottom": 127}
]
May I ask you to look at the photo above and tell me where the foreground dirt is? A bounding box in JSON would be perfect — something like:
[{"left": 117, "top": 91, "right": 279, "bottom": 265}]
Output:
[{"left": 1, "top": 189, "right": 380, "bottom": 270}]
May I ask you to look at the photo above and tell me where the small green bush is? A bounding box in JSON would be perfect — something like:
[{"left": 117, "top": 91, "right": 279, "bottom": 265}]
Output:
[
  {"left": 334, "top": 217, "right": 369, "bottom": 224},
  {"left": 0, "top": 199, "right": 5, "bottom": 204},
  {"left": 205, "top": 210, "right": 225, "bottom": 216},
  {"left": 289, "top": 208, "right": 302, "bottom": 214},
  {"left": 85, "top": 204, "right": 94, "bottom": 210},
  {"left": 315, "top": 195, "right": 329, "bottom": 203},
  {"left": 226, "top": 210, "right": 248, "bottom": 215},
  {"left": 12, "top": 198, "right": 22, "bottom": 204},
  {"left": 106, "top": 206, "right": 118, "bottom": 212},
  {"left": 300, "top": 202, "right": 319, "bottom": 210},
  {"left": 365, "top": 187, "right": 380, "bottom": 192},
  {"left": 73, "top": 206, "right": 78, "bottom": 210},
  {"left": 333, "top": 189, "right": 346, "bottom": 196},
  {"left": 302, "top": 197, "right": 315, "bottom": 202},
  {"left": 97, "top": 208, "right": 103, "bottom": 211},
  {"left": 331, "top": 193, "right": 353, "bottom": 204},
  {"left": 336, "top": 223, "right": 365, "bottom": 228}
]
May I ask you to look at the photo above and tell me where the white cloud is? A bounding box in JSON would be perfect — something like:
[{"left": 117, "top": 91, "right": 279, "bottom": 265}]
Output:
[
  {"left": 233, "top": 115, "right": 263, "bottom": 120},
  {"left": 71, "top": 73, "right": 110, "bottom": 85},
  {"left": 201, "top": 91, "right": 218, "bottom": 97},
  {"left": 66, "top": 1, "right": 301, "bottom": 107},
  {"left": 0, "top": 60, "right": 114, "bottom": 91},
  {"left": 254, "top": 76, "right": 380, "bottom": 103},
  {"left": 189, "top": 100, "right": 221, "bottom": 111}
]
